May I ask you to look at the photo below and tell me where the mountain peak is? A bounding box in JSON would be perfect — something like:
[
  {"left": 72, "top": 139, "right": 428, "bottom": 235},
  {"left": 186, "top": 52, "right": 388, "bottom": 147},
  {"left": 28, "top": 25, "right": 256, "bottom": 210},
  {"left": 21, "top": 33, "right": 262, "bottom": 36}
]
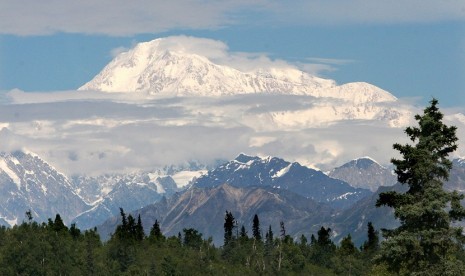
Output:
[
  {"left": 79, "top": 36, "right": 397, "bottom": 103},
  {"left": 351, "top": 157, "right": 382, "bottom": 170},
  {"left": 234, "top": 153, "right": 257, "bottom": 164},
  {"left": 329, "top": 157, "right": 397, "bottom": 192}
]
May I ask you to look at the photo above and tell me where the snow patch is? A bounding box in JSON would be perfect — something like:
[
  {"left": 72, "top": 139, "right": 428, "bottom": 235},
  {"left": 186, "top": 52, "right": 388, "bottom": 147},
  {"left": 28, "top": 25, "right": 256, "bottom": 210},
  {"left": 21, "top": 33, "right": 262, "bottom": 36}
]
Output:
[
  {"left": 272, "top": 164, "right": 292, "bottom": 179},
  {"left": 0, "top": 159, "right": 21, "bottom": 190},
  {"left": 172, "top": 170, "right": 206, "bottom": 188},
  {"left": 334, "top": 192, "right": 356, "bottom": 200},
  {"left": 153, "top": 181, "right": 165, "bottom": 194},
  {"left": 2, "top": 217, "right": 18, "bottom": 227}
]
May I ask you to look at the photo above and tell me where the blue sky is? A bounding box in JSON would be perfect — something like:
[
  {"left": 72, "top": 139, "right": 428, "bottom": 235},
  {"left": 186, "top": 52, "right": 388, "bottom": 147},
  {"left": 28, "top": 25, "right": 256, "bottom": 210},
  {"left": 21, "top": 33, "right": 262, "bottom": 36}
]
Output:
[{"left": 1, "top": 1, "right": 464, "bottom": 107}]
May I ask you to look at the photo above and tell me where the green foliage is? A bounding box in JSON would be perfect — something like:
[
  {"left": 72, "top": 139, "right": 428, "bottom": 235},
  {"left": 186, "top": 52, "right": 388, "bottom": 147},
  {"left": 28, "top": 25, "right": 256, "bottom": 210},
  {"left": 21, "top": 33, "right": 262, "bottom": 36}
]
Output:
[
  {"left": 1, "top": 195, "right": 463, "bottom": 275},
  {"left": 376, "top": 99, "right": 465, "bottom": 275},
  {"left": 149, "top": 219, "right": 164, "bottom": 242},
  {"left": 361, "top": 221, "right": 379, "bottom": 254},
  {"left": 182, "top": 228, "right": 203, "bottom": 249}
]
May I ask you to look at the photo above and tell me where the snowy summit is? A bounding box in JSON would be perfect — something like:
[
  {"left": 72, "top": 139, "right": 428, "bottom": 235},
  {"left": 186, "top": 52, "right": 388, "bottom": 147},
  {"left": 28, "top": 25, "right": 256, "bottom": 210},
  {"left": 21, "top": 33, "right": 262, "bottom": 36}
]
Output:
[{"left": 79, "top": 36, "right": 396, "bottom": 104}]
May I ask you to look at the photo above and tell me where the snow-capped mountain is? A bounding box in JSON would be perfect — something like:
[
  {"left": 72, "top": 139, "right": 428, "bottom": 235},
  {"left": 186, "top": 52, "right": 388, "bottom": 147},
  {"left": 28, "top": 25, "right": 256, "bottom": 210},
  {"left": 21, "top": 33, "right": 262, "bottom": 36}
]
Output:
[
  {"left": 71, "top": 172, "right": 181, "bottom": 229},
  {"left": 79, "top": 36, "right": 396, "bottom": 104},
  {"left": 192, "top": 153, "right": 372, "bottom": 209},
  {"left": 0, "top": 150, "right": 206, "bottom": 229},
  {"left": 328, "top": 157, "right": 397, "bottom": 192},
  {"left": 0, "top": 151, "right": 89, "bottom": 225}
]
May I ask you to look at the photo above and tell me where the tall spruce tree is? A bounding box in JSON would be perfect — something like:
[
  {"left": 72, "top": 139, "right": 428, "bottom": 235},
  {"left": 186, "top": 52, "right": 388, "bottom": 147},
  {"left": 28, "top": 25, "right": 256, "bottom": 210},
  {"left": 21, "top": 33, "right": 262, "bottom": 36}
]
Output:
[
  {"left": 149, "top": 219, "right": 163, "bottom": 240},
  {"left": 376, "top": 99, "right": 465, "bottom": 275},
  {"left": 252, "top": 214, "right": 262, "bottom": 241},
  {"left": 223, "top": 211, "right": 235, "bottom": 246},
  {"left": 362, "top": 222, "right": 379, "bottom": 253}
]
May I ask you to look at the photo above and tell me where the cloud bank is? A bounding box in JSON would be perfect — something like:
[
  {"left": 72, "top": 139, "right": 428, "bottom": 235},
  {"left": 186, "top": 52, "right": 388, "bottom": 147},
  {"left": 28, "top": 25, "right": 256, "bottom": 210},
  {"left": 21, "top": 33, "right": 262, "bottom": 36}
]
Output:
[
  {"left": 2, "top": 88, "right": 461, "bottom": 177},
  {"left": 2, "top": 1, "right": 464, "bottom": 36}
]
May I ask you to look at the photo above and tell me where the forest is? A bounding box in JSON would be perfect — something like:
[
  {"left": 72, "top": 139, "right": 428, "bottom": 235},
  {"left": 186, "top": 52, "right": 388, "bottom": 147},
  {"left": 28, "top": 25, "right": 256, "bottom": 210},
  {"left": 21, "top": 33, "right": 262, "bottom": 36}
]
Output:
[{"left": 0, "top": 209, "right": 386, "bottom": 275}]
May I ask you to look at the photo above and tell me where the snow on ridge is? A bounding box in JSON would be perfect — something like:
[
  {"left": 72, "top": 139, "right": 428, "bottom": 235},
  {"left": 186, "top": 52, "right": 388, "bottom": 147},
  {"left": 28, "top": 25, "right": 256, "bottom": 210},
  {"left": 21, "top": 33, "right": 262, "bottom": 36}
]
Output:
[
  {"left": 21, "top": 149, "right": 72, "bottom": 185},
  {"left": 333, "top": 192, "right": 357, "bottom": 200},
  {"left": 272, "top": 164, "right": 292, "bottom": 179},
  {"left": 172, "top": 170, "right": 206, "bottom": 188},
  {"left": 0, "top": 216, "right": 18, "bottom": 227},
  {"left": 354, "top": 156, "right": 379, "bottom": 164},
  {"left": 0, "top": 158, "right": 21, "bottom": 190}
]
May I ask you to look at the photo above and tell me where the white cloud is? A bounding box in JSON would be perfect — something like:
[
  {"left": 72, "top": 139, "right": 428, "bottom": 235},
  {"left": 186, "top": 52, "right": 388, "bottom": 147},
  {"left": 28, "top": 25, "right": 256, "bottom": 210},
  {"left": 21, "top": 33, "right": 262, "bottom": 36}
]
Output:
[
  {"left": 0, "top": 89, "right": 445, "bottom": 176},
  {"left": 110, "top": 47, "right": 130, "bottom": 58},
  {"left": 1, "top": 1, "right": 464, "bottom": 36}
]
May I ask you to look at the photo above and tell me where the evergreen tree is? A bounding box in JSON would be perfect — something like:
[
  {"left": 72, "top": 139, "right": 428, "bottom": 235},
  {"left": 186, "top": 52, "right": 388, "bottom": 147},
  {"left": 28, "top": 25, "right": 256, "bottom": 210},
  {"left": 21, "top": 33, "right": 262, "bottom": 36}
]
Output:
[
  {"left": 311, "top": 226, "right": 335, "bottom": 268},
  {"left": 316, "top": 226, "right": 332, "bottom": 247},
  {"left": 376, "top": 99, "right": 465, "bottom": 275},
  {"left": 223, "top": 211, "right": 235, "bottom": 246},
  {"left": 120, "top": 208, "right": 127, "bottom": 230},
  {"left": 299, "top": 234, "right": 307, "bottom": 247},
  {"left": 239, "top": 225, "right": 247, "bottom": 239},
  {"left": 25, "top": 209, "right": 33, "bottom": 222},
  {"left": 362, "top": 221, "right": 379, "bottom": 253},
  {"left": 52, "top": 214, "right": 67, "bottom": 232},
  {"left": 310, "top": 234, "right": 316, "bottom": 246},
  {"left": 183, "top": 228, "right": 203, "bottom": 249},
  {"left": 279, "top": 221, "right": 286, "bottom": 239},
  {"left": 265, "top": 225, "right": 273, "bottom": 245},
  {"left": 135, "top": 214, "right": 144, "bottom": 241},
  {"left": 252, "top": 214, "right": 262, "bottom": 241},
  {"left": 339, "top": 234, "right": 356, "bottom": 256},
  {"left": 69, "top": 223, "right": 81, "bottom": 240},
  {"left": 149, "top": 219, "right": 163, "bottom": 240},
  {"left": 265, "top": 225, "right": 274, "bottom": 256},
  {"left": 127, "top": 214, "right": 136, "bottom": 237}
]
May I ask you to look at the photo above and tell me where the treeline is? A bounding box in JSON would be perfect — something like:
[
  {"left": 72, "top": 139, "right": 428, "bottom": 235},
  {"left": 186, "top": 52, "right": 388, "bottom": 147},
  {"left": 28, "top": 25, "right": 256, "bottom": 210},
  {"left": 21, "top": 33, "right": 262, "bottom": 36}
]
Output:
[{"left": 0, "top": 209, "right": 398, "bottom": 275}]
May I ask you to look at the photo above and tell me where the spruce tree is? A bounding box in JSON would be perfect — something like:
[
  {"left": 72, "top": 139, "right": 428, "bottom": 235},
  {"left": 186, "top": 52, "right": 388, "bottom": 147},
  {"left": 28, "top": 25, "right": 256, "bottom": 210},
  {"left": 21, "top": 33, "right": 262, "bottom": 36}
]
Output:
[
  {"left": 362, "top": 222, "right": 379, "bottom": 253},
  {"left": 279, "top": 221, "right": 286, "bottom": 239},
  {"left": 266, "top": 225, "right": 273, "bottom": 244},
  {"left": 252, "top": 214, "right": 261, "bottom": 241},
  {"left": 135, "top": 214, "right": 144, "bottom": 241},
  {"left": 150, "top": 219, "right": 163, "bottom": 240},
  {"left": 376, "top": 98, "right": 465, "bottom": 275},
  {"left": 239, "top": 225, "right": 248, "bottom": 239},
  {"left": 223, "top": 211, "right": 235, "bottom": 246}
]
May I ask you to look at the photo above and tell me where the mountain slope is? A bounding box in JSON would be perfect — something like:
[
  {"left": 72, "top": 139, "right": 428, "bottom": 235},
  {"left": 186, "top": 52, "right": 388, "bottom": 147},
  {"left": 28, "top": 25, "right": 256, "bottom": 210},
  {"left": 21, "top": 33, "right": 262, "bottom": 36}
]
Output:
[
  {"left": 72, "top": 175, "right": 179, "bottom": 229},
  {"left": 328, "top": 157, "right": 397, "bottom": 192},
  {"left": 0, "top": 151, "right": 89, "bottom": 225},
  {"left": 98, "top": 183, "right": 335, "bottom": 244},
  {"left": 192, "top": 154, "right": 371, "bottom": 209}
]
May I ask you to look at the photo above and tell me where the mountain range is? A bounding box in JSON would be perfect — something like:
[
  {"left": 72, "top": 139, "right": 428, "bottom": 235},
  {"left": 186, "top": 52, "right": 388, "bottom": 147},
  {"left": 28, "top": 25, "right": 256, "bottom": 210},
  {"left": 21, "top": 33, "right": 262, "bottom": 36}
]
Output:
[
  {"left": 97, "top": 155, "right": 465, "bottom": 246},
  {"left": 1, "top": 149, "right": 464, "bottom": 247},
  {"left": 192, "top": 154, "right": 371, "bottom": 209},
  {"left": 0, "top": 150, "right": 385, "bottom": 229},
  {"left": 0, "top": 150, "right": 201, "bottom": 228}
]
